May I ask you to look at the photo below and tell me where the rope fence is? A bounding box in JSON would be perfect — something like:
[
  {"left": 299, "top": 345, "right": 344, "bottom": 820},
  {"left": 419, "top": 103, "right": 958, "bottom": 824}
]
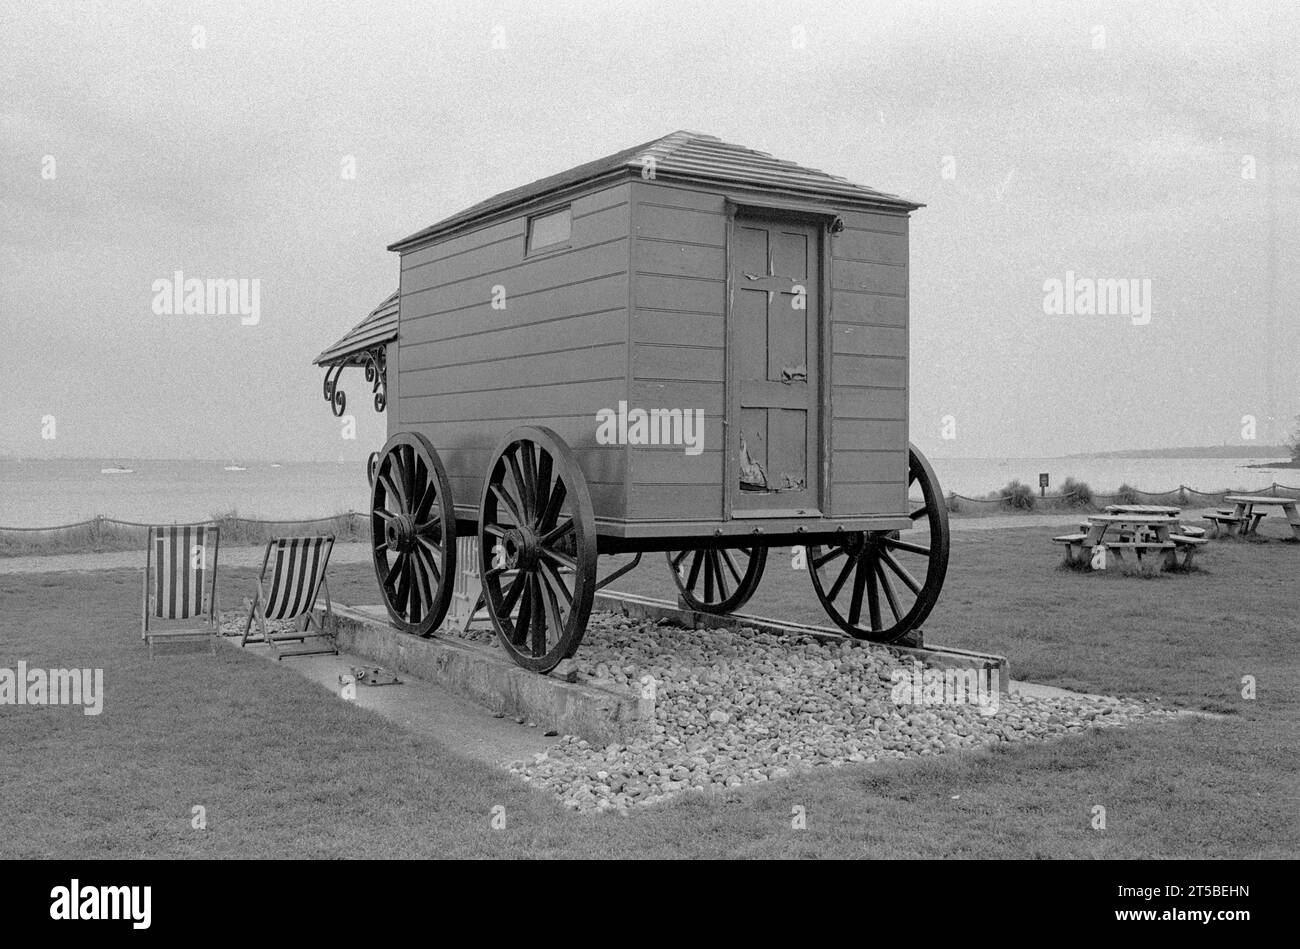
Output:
[
  {"left": 0, "top": 512, "right": 369, "bottom": 533},
  {"left": 946, "top": 482, "right": 1300, "bottom": 508}
]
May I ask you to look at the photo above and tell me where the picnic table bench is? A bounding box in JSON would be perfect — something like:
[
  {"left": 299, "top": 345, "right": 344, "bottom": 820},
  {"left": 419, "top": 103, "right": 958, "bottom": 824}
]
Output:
[
  {"left": 1205, "top": 495, "right": 1300, "bottom": 539},
  {"left": 1054, "top": 513, "right": 1206, "bottom": 570},
  {"left": 1104, "top": 504, "right": 1181, "bottom": 516},
  {"left": 1075, "top": 506, "right": 1203, "bottom": 538}
]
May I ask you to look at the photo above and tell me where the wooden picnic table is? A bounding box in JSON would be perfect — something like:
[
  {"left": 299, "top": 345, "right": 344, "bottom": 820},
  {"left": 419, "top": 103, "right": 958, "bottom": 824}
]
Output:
[
  {"left": 1104, "top": 504, "right": 1181, "bottom": 517},
  {"left": 1222, "top": 495, "right": 1300, "bottom": 539},
  {"left": 1054, "top": 513, "right": 1205, "bottom": 570}
]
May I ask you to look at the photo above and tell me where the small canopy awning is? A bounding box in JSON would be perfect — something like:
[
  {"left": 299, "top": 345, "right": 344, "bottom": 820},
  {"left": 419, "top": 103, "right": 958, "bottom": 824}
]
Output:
[{"left": 313, "top": 290, "right": 398, "bottom": 415}]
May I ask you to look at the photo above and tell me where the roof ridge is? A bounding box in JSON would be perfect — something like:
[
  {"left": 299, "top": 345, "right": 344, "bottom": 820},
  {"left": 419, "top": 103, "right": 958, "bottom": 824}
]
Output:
[{"left": 389, "top": 132, "right": 917, "bottom": 250}]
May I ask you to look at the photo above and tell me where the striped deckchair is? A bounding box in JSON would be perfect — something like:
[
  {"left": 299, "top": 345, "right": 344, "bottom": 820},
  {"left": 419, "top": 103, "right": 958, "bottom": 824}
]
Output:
[
  {"left": 240, "top": 536, "right": 337, "bottom": 659},
  {"left": 142, "top": 524, "right": 220, "bottom": 658}
]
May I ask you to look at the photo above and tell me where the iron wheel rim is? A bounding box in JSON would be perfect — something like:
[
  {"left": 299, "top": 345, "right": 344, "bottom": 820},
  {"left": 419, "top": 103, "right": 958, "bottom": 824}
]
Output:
[
  {"left": 665, "top": 546, "right": 766, "bottom": 614},
  {"left": 369, "top": 432, "right": 456, "bottom": 636},
  {"left": 478, "top": 426, "right": 596, "bottom": 674},
  {"left": 807, "top": 444, "right": 949, "bottom": 642}
]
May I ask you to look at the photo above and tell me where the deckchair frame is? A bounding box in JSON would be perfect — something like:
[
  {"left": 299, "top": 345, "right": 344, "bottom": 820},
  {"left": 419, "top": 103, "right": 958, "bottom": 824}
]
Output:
[
  {"left": 142, "top": 524, "right": 221, "bottom": 659},
  {"left": 240, "top": 535, "right": 337, "bottom": 659}
]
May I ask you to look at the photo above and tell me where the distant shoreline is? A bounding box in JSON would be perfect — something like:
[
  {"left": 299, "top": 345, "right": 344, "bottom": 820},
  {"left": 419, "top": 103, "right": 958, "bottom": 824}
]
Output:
[{"left": 1064, "top": 446, "right": 1291, "bottom": 460}]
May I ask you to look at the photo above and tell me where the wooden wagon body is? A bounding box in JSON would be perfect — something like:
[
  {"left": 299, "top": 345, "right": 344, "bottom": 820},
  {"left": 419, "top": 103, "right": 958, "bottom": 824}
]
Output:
[
  {"left": 384, "top": 131, "right": 918, "bottom": 549},
  {"left": 317, "top": 132, "right": 948, "bottom": 672}
]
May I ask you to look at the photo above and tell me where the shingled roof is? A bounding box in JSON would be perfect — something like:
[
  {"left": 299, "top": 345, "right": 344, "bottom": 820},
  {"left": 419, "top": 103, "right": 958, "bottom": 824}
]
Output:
[
  {"left": 389, "top": 131, "right": 917, "bottom": 252},
  {"left": 313, "top": 290, "right": 399, "bottom": 366}
]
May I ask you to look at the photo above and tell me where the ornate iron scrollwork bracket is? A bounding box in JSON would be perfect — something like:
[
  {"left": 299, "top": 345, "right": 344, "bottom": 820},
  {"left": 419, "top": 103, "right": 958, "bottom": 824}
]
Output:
[
  {"left": 364, "top": 346, "right": 387, "bottom": 413},
  {"left": 323, "top": 363, "right": 347, "bottom": 417},
  {"left": 321, "top": 346, "right": 387, "bottom": 417}
]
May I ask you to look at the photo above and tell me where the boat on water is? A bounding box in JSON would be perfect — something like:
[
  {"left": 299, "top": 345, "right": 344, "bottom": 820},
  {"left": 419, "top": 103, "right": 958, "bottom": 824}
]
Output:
[
  {"left": 223, "top": 463, "right": 247, "bottom": 471},
  {"left": 269, "top": 463, "right": 282, "bottom": 468},
  {"left": 100, "top": 465, "right": 134, "bottom": 475}
]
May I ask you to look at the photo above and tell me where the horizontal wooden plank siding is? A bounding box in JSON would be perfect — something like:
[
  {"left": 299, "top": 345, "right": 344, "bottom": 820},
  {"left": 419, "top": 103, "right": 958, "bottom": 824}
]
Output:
[
  {"left": 831, "top": 353, "right": 907, "bottom": 390},
  {"left": 829, "top": 210, "right": 910, "bottom": 517},
  {"left": 626, "top": 181, "right": 732, "bottom": 521},
  {"left": 396, "top": 183, "right": 632, "bottom": 517}
]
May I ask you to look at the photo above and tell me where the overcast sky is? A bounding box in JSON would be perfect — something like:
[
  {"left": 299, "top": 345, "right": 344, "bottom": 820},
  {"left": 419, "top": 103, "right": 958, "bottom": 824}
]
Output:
[{"left": 2, "top": 0, "right": 1296, "bottom": 462}]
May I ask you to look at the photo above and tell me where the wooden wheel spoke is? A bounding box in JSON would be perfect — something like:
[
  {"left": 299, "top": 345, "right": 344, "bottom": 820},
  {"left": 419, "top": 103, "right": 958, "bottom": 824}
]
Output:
[
  {"left": 909, "top": 504, "right": 928, "bottom": 521},
  {"left": 415, "top": 537, "right": 443, "bottom": 582},
  {"left": 535, "top": 451, "right": 554, "bottom": 523},
  {"left": 685, "top": 550, "right": 704, "bottom": 592},
  {"left": 538, "top": 572, "right": 566, "bottom": 643},
  {"left": 865, "top": 554, "right": 882, "bottom": 632},
  {"left": 518, "top": 444, "right": 539, "bottom": 520},
  {"left": 540, "top": 518, "right": 574, "bottom": 548},
  {"left": 710, "top": 551, "right": 730, "bottom": 601},
  {"left": 880, "top": 550, "right": 923, "bottom": 595},
  {"left": 703, "top": 550, "right": 715, "bottom": 601},
  {"left": 384, "top": 553, "right": 404, "bottom": 590},
  {"left": 539, "top": 560, "right": 573, "bottom": 608},
  {"left": 396, "top": 554, "right": 413, "bottom": 616},
  {"left": 380, "top": 470, "right": 407, "bottom": 514},
  {"left": 814, "top": 546, "right": 846, "bottom": 569},
  {"left": 529, "top": 574, "right": 550, "bottom": 657},
  {"left": 498, "top": 570, "right": 527, "bottom": 616},
  {"left": 401, "top": 446, "right": 417, "bottom": 510},
  {"left": 540, "top": 546, "right": 577, "bottom": 571},
  {"left": 876, "top": 559, "right": 903, "bottom": 623},
  {"left": 512, "top": 578, "right": 533, "bottom": 647},
  {"left": 719, "top": 549, "right": 744, "bottom": 586},
  {"left": 483, "top": 524, "right": 506, "bottom": 538},
  {"left": 884, "top": 536, "right": 930, "bottom": 557},
  {"left": 414, "top": 476, "right": 437, "bottom": 524},
  {"left": 847, "top": 556, "right": 870, "bottom": 627},
  {"left": 372, "top": 509, "right": 397, "bottom": 522},
  {"left": 409, "top": 549, "right": 433, "bottom": 623},
  {"left": 826, "top": 551, "right": 857, "bottom": 602},
  {"left": 409, "top": 453, "right": 428, "bottom": 514},
  {"left": 538, "top": 478, "right": 567, "bottom": 533},
  {"left": 505, "top": 451, "right": 532, "bottom": 522},
  {"left": 491, "top": 484, "right": 525, "bottom": 527}
]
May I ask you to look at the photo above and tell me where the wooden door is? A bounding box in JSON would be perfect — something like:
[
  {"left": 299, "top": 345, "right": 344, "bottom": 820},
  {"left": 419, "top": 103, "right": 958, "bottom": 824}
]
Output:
[{"left": 728, "top": 214, "right": 821, "bottom": 516}]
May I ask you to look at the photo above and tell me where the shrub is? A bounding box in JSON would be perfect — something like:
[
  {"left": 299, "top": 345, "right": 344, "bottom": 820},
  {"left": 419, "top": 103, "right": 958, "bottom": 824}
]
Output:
[
  {"left": 1113, "top": 483, "right": 1142, "bottom": 505},
  {"left": 998, "top": 479, "right": 1036, "bottom": 510},
  {"left": 1058, "top": 477, "right": 1093, "bottom": 508}
]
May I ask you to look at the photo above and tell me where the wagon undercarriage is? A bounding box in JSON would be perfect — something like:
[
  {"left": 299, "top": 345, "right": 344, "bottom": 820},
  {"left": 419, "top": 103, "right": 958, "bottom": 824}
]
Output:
[{"left": 369, "top": 426, "right": 950, "bottom": 674}]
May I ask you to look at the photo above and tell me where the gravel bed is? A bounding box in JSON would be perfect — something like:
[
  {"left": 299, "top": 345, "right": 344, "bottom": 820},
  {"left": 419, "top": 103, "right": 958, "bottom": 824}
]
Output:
[
  {"left": 223, "top": 604, "right": 1176, "bottom": 814},
  {"left": 475, "top": 612, "right": 1176, "bottom": 814}
]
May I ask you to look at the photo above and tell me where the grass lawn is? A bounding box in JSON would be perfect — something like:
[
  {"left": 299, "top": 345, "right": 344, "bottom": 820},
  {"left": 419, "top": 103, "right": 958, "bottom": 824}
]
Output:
[{"left": 0, "top": 524, "right": 1295, "bottom": 858}]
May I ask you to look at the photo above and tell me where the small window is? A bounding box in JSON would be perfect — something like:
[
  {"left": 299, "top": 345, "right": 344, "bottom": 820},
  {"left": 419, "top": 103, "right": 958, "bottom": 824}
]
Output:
[{"left": 527, "top": 207, "right": 571, "bottom": 253}]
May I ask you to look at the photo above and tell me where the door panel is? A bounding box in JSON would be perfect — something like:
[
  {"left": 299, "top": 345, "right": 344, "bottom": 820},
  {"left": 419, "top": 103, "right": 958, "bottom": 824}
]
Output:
[{"left": 729, "top": 215, "right": 821, "bottom": 516}]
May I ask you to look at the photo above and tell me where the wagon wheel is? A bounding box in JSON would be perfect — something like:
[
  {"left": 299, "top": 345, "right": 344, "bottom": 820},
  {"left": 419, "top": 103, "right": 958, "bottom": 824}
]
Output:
[
  {"left": 370, "top": 432, "right": 456, "bottom": 637},
  {"left": 478, "top": 427, "right": 597, "bottom": 674},
  {"left": 665, "top": 546, "right": 767, "bottom": 614},
  {"left": 807, "top": 444, "right": 949, "bottom": 643}
]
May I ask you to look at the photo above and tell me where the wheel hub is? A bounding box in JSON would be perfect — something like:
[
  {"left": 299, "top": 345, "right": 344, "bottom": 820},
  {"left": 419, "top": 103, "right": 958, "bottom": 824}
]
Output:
[
  {"left": 501, "top": 526, "right": 539, "bottom": 569},
  {"left": 385, "top": 513, "right": 417, "bottom": 553}
]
